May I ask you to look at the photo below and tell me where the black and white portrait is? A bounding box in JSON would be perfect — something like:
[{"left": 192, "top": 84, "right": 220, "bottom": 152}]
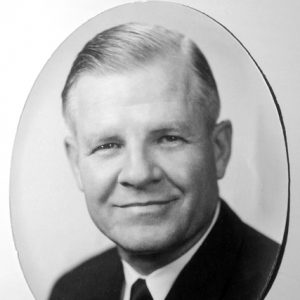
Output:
[{"left": 10, "top": 2, "right": 289, "bottom": 300}]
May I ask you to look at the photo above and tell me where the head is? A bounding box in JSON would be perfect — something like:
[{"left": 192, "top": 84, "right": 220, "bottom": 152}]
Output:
[{"left": 63, "top": 23, "right": 232, "bottom": 260}]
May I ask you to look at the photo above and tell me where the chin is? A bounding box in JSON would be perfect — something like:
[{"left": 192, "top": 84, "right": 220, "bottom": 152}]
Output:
[
  {"left": 118, "top": 241, "right": 174, "bottom": 256},
  {"left": 112, "top": 228, "right": 183, "bottom": 255}
]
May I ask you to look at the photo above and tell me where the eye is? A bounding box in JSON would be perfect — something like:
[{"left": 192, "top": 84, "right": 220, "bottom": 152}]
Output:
[
  {"left": 158, "top": 135, "right": 185, "bottom": 145},
  {"left": 91, "top": 142, "right": 121, "bottom": 154}
]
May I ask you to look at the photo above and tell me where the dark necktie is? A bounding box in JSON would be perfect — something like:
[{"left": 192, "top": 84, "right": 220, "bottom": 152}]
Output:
[{"left": 130, "top": 279, "right": 153, "bottom": 300}]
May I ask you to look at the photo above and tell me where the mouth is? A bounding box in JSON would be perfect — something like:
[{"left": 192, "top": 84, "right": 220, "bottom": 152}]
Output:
[{"left": 114, "top": 197, "right": 179, "bottom": 208}]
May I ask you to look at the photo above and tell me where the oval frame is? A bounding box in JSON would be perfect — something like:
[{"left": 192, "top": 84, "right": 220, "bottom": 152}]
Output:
[{"left": 10, "top": 2, "right": 290, "bottom": 299}]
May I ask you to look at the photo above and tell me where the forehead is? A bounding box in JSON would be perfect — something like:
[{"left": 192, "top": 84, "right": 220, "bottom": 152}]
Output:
[{"left": 67, "top": 57, "right": 204, "bottom": 133}]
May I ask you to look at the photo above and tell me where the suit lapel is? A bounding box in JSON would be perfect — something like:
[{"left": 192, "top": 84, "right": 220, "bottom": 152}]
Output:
[
  {"left": 92, "top": 248, "right": 124, "bottom": 300},
  {"left": 165, "top": 201, "right": 244, "bottom": 300},
  {"left": 105, "top": 263, "right": 124, "bottom": 300}
]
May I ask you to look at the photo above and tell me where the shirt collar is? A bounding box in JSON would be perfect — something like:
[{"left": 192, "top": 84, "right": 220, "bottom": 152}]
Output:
[{"left": 122, "top": 201, "right": 220, "bottom": 300}]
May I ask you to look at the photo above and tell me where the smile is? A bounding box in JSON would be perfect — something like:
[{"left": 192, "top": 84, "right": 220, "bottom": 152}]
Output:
[{"left": 115, "top": 198, "right": 179, "bottom": 208}]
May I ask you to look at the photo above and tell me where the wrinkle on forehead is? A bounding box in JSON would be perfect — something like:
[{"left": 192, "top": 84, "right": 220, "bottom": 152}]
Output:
[{"left": 67, "top": 56, "right": 207, "bottom": 135}]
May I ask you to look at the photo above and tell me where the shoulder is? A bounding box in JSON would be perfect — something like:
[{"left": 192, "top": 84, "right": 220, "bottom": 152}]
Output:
[
  {"left": 49, "top": 247, "right": 123, "bottom": 300},
  {"left": 221, "top": 200, "right": 279, "bottom": 252},
  {"left": 222, "top": 200, "right": 279, "bottom": 265},
  {"left": 242, "top": 220, "right": 279, "bottom": 261},
  {"left": 220, "top": 201, "right": 281, "bottom": 299},
  {"left": 164, "top": 200, "right": 280, "bottom": 300},
  {"left": 56, "top": 247, "right": 121, "bottom": 285}
]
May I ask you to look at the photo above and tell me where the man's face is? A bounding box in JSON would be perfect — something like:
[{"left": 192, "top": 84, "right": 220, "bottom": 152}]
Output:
[{"left": 66, "top": 57, "right": 228, "bottom": 255}]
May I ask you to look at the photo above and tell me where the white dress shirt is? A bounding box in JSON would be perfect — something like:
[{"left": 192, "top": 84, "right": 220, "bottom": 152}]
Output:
[{"left": 121, "top": 201, "right": 220, "bottom": 300}]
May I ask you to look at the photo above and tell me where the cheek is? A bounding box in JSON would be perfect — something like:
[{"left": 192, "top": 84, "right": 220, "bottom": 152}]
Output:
[
  {"left": 79, "top": 157, "right": 119, "bottom": 202},
  {"left": 159, "top": 146, "right": 214, "bottom": 189}
]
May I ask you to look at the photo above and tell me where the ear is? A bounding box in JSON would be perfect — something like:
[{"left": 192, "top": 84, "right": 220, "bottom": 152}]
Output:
[
  {"left": 212, "top": 120, "right": 232, "bottom": 179},
  {"left": 64, "top": 136, "right": 84, "bottom": 191}
]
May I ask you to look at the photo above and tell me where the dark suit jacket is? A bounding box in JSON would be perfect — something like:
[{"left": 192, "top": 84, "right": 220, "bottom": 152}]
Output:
[{"left": 49, "top": 201, "right": 280, "bottom": 300}]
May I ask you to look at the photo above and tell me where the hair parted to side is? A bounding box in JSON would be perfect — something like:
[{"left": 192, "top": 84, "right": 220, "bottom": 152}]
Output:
[{"left": 62, "top": 22, "right": 220, "bottom": 132}]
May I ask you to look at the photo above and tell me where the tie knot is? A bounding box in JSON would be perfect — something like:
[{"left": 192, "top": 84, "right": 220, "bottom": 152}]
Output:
[{"left": 130, "top": 279, "right": 153, "bottom": 300}]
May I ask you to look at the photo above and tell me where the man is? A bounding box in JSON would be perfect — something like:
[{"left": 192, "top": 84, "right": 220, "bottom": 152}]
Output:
[{"left": 49, "top": 23, "right": 280, "bottom": 300}]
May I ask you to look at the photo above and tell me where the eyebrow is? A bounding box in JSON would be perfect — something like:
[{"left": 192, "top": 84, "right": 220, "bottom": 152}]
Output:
[
  {"left": 149, "top": 121, "right": 192, "bottom": 135},
  {"left": 83, "top": 131, "right": 121, "bottom": 149},
  {"left": 83, "top": 121, "right": 193, "bottom": 147}
]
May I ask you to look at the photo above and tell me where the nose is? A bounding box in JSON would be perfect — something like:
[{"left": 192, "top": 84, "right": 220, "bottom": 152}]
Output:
[{"left": 118, "top": 146, "right": 163, "bottom": 189}]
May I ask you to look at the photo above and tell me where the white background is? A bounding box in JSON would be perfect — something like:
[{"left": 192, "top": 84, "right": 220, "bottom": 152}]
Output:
[{"left": 0, "top": 0, "right": 299, "bottom": 299}]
